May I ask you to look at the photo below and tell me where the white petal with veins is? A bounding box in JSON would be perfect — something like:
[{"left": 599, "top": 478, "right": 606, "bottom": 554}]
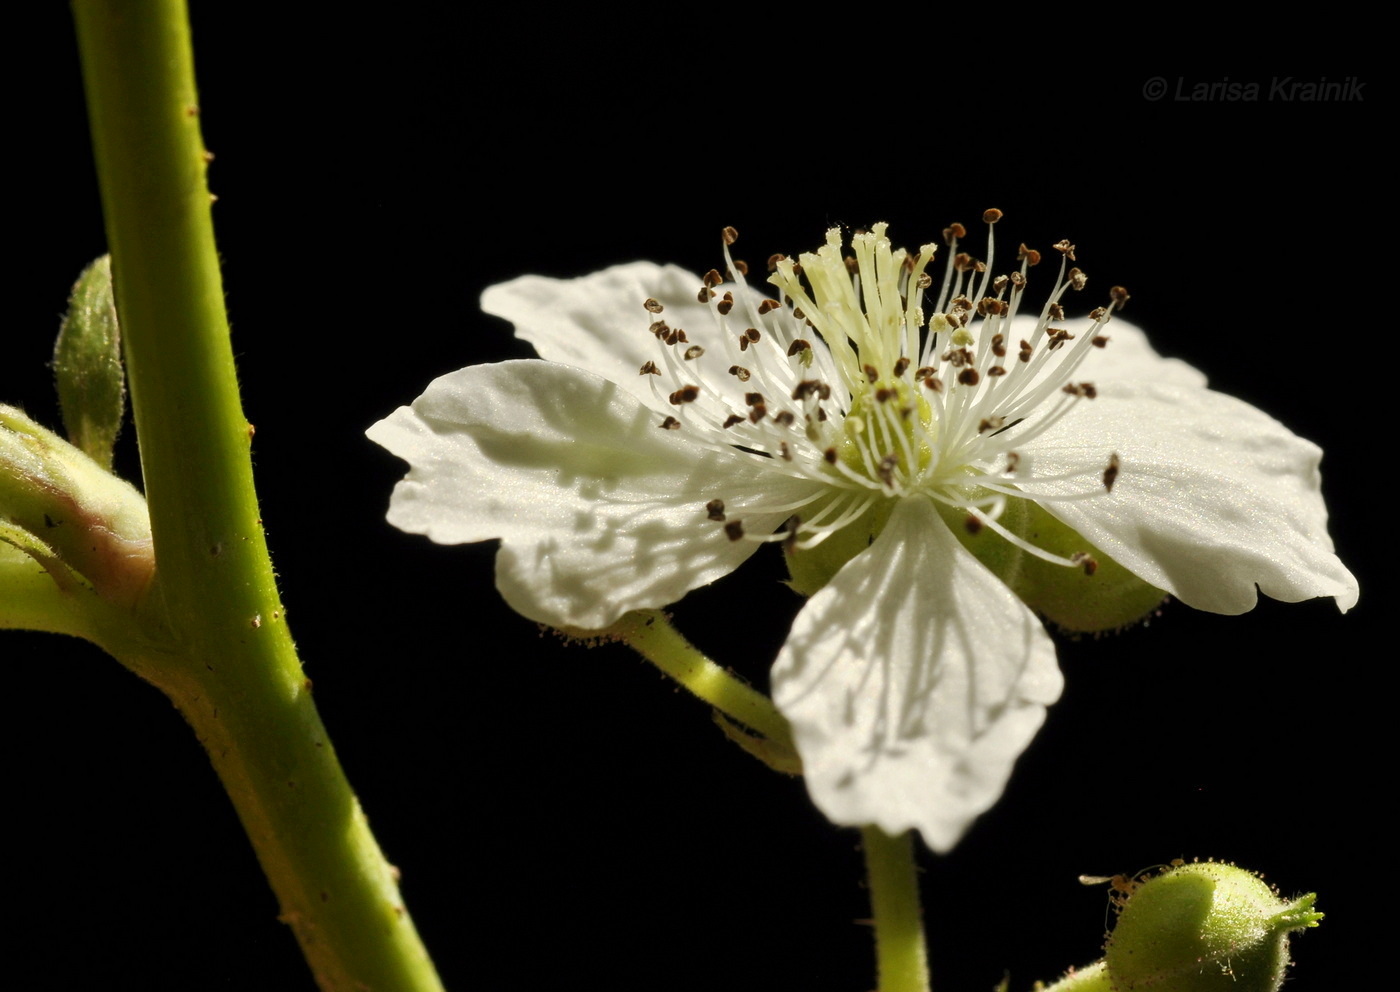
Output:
[
  {"left": 368, "top": 359, "right": 822, "bottom": 628},
  {"left": 771, "top": 496, "right": 1062, "bottom": 852}
]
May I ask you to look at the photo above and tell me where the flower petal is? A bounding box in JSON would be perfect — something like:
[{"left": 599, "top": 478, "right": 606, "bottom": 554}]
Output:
[
  {"left": 367, "top": 360, "right": 822, "bottom": 629},
  {"left": 482, "top": 262, "right": 728, "bottom": 413},
  {"left": 1073, "top": 316, "right": 1208, "bottom": 387},
  {"left": 1025, "top": 380, "right": 1358, "bottom": 613},
  {"left": 770, "top": 495, "right": 1062, "bottom": 852}
]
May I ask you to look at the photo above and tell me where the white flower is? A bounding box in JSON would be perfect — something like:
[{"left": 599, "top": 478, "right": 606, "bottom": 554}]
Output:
[{"left": 367, "top": 221, "right": 1357, "bottom": 851}]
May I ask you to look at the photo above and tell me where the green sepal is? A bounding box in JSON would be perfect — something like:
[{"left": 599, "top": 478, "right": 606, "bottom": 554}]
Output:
[
  {"left": 54, "top": 255, "right": 126, "bottom": 470},
  {"left": 784, "top": 497, "right": 894, "bottom": 597},
  {"left": 938, "top": 495, "right": 1166, "bottom": 633}
]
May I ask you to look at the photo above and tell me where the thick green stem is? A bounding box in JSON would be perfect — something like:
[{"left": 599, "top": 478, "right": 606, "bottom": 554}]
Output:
[
  {"left": 609, "top": 609, "right": 794, "bottom": 747},
  {"left": 862, "top": 826, "right": 931, "bottom": 992},
  {"left": 71, "top": 3, "right": 442, "bottom": 989}
]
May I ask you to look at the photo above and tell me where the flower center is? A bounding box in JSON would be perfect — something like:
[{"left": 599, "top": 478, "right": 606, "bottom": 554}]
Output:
[{"left": 637, "top": 215, "right": 1126, "bottom": 570}]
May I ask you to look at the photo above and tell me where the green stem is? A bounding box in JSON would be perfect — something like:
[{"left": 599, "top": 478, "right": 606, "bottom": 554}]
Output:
[
  {"left": 862, "top": 826, "right": 931, "bottom": 992},
  {"left": 71, "top": 3, "right": 442, "bottom": 989},
  {"left": 608, "top": 609, "right": 794, "bottom": 747}
]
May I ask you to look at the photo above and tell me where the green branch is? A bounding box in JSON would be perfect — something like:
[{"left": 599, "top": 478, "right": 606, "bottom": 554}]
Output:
[{"left": 71, "top": 3, "right": 442, "bottom": 989}]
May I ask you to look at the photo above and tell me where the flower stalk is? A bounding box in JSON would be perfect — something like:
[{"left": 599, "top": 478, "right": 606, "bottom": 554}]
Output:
[
  {"left": 71, "top": 2, "right": 442, "bottom": 988},
  {"left": 862, "top": 826, "right": 931, "bottom": 992}
]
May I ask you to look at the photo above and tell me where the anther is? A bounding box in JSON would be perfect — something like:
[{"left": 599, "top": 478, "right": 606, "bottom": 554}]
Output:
[
  {"left": 991, "top": 334, "right": 1006, "bottom": 357},
  {"left": 788, "top": 339, "right": 812, "bottom": 357},
  {"left": 644, "top": 298, "right": 664, "bottom": 314},
  {"left": 924, "top": 376, "right": 944, "bottom": 392},
  {"left": 722, "top": 414, "right": 744, "bottom": 429},
  {"left": 717, "top": 292, "right": 734, "bottom": 316},
  {"left": 958, "top": 368, "right": 981, "bottom": 386},
  {"left": 1089, "top": 306, "right": 1108, "bottom": 321},
  {"left": 979, "top": 416, "right": 1007, "bottom": 433},
  {"left": 1018, "top": 244, "right": 1042, "bottom": 266},
  {"left": 1048, "top": 329, "right": 1075, "bottom": 349},
  {"left": 649, "top": 320, "right": 668, "bottom": 337},
  {"left": 1048, "top": 303, "right": 1065, "bottom": 321},
  {"left": 1068, "top": 268, "right": 1088, "bottom": 292},
  {"left": 779, "top": 442, "right": 793, "bottom": 461},
  {"left": 965, "top": 514, "right": 983, "bottom": 535},
  {"left": 877, "top": 454, "right": 898, "bottom": 486},
  {"left": 766, "top": 254, "right": 785, "bottom": 272},
  {"left": 660, "top": 416, "right": 681, "bottom": 430},
  {"left": 724, "top": 521, "right": 745, "bottom": 541},
  {"left": 782, "top": 516, "right": 801, "bottom": 553},
  {"left": 722, "top": 225, "right": 739, "bottom": 245},
  {"left": 684, "top": 346, "right": 705, "bottom": 360},
  {"left": 824, "top": 447, "right": 838, "bottom": 464},
  {"left": 1005, "top": 452, "right": 1021, "bottom": 473},
  {"left": 988, "top": 366, "right": 1007, "bottom": 377},
  {"left": 639, "top": 361, "right": 661, "bottom": 375},
  {"left": 697, "top": 286, "right": 714, "bottom": 303},
  {"left": 943, "top": 222, "right": 967, "bottom": 244},
  {"left": 774, "top": 411, "right": 796, "bottom": 426},
  {"left": 1072, "top": 552, "right": 1099, "bottom": 576},
  {"left": 757, "top": 299, "right": 782, "bottom": 314},
  {"left": 1053, "top": 240, "right": 1077, "bottom": 261},
  {"left": 669, "top": 385, "right": 700, "bottom": 405},
  {"left": 706, "top": 499, "right": 727, "bottom": 521},
  {"left": 1110, "top": 285, "right": 1131, "bottom": 310},
  {"left": 1092, "top": 335, "right": 1110, "bottom": 348},
  {"left": 745, "top": 392, "right": 765, "bottom": 406},
  {"left": 728, "top": 365, "right": 752, "bottom": 382},
  {"left": 914, "top": 366, "right": 936, "bottom": 380},
  {"left": 749, "top": 404, "right": 767, "bottom": 423},
  {"left": 1018, "top": 340, "right": 1033, "bottom": 362},
  {"left": 875, "top": 388, "right": 894, "bottom": 403},
  {"left": 864, "top": 364, "right": 880, "bottom": 383},
  {"left": 1103, "top": 453, "right": 1120, "bottom": 492},
  {"left": 983, "top": 208, "right": 1003, "bottom": 224},
  {"left": 894, "top": 357, "right": 911, "bottom": 377},
  {"left": 729, "top": 259, "right": 749, "bottom": 276},
  {"left": 745, "top": 327, "right": 761, "bottom": 342},
  {"left": 703, "top": 268, "right": 723, "bottom": 288}
]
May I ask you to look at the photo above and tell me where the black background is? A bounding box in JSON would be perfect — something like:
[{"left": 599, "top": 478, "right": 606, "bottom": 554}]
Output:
[{"left": 10, "top": 9, "right": 1381, "bottom": 991}]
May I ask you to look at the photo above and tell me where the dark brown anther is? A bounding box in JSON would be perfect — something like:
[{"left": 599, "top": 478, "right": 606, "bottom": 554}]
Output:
[
  {"left": 788, "top": 339, "right": 811, "bottom": 357},
  {"left": 767, "top": 253, "right": 786, "bottom": 272},
  {"left": 1009, "top": 271, "right": 1026, "bottom": 288},
  {"left": 779, "top": 442, "right": 793, "bottom": 461},
  {"left": 745, "top": 392, "right": 765, "bottom": 407},
  {"left": 639, "top": 361, "right": 661, "bottom": 376},
  {"left": 983, "top": 207, "right": 1004, "bottom": 224},
  {"left": 1110, "top": 285, "right": 1130, "bottom": 310},
  {"left": 745, "top": 327, "right": 761, "bottom": 342},
  {"left": 914, "top": 366, "right": 935, "bottom": 380},
  {"left": 728, "top": 365, "right": 752, "bottom": 382},
  {"left": 782, "top": 517, "right": 801, "bottom": 553},
  {"left": 792, "top": 307, "right": 806, "bottom": 320},
  {"left": 964, "top": 514, "right": 983, "bottom": 535},
  {"left": 660, "top": 416, "right": 681, "bottom": 430},
  {"left": 717, "top": 293, "right": 735, "bottom": 316},
  {"left": 864, "top": 364, "right": 880, "bottom": 384},
  {"left": 1018, "top": 244, "right": 1042, "bottom": 266},
  {"left": 1072, "top": 552, "right": 1099, "bottom": 576},
  {"left": 943, "top": 222, "right": 967, "bottom": 244},
  {"left": 738, "top": 334, "right": 750, "bottom": 352},
  {"left": 954, "top": 252, "right": 976, "bottom": 273},
  {"left": 1048, "top": 302, "right": 1065, "bottom": 321},
  {"left": 724, "top": 521, "right": 745, "bottom": 541},
  {"left": 824, "top": 447, "right": 838, "bottom": 464},
  {"left": 1048, "top": 329, "right": 1076, "bottom": 350},
  {"left": 757, "top": 299, "right": 782, "bottom": 315},
  {"left": 987, "top": 366, "right": 1007, "bottom": 377},
  {"left": 722, "top": 414, "right": 744, "bottom": 429},
  {"left": 1103, "top": 453, "right": 1120, "bottom": 492},
  {"left": 644, "top": 298, "right": 664, "bottom": 314},
  {"left": 1089, "top": 306, "right": 1108, "bottom": 322},
  {"left": 748, "top": 404, "right": 768, "bottom": 423},
  {"left": 793, "top": 380, "right": 819, "bottom": 400},
  {"left": 1067, "top": 268, "right": 1087, "bottom": 292},
  {"left": 706, "top": 499, "right": 727, "bottom": 521},
  {"left": 703, "top": 268, "right": 724, "bottom": 288},
  {"left": 917, "top": 272, "right": 933, "bottom": 289},
  {"left": 722, "top": 226, "right": 739, "bottom": 246},
  {"left": 924, "top": 376, "right": 944, "bottom": 392},
  {"left": 992, "top": 334, "right": 1006, "bottom": 357},
  {"left": 893, "top": 356, "right": 911, "bottom": 377},
  {"left": 1018, "top": 340, "right": 1033, "bottom": 362},
  {"left": 958, "top": 368, "right": 981, "bottom": 386},
  {"left": 774, "top": 410, "right": 796, "bottom": 426},
  {"left": 730, "top": 259, "right": 749, "bottom": 276},
  {"left": 649, "top": 320, "right": 669, "bottom": 338},
  {"left": 697, "top": 286, "right": 713, "bottom": 303},
  {"left": 978, "top": 416, "right": 1007, "bottom": 433},
  {"left": 684, "top": 346, "right": 705, "bottom": 360},
  {"left": 1005, "top": 452, "right": 1021, "bottom": 474},
  {"left": 669, "top": 385, "right": 700, "bottom": 405},
  {"left": 877, "top": 454, "right": 898, "bottom": 486},
  {"left": 1092, "top": 335, "right": 1109, "bottom": 348},
  {"left": 1053, "top": 240, "right": 1076, "bottom": 261},
  {"left": 664, "top": 328, "right": 681, "bottom": 346},
  {"left": 992, "top": 275, "right": 1009, "bottom": 294},
  {"left": 875, "top": 387, "right": 894, "bottom": 403},
  {"left": 844, "top": 256, "right": 860, "bottom": 275}
]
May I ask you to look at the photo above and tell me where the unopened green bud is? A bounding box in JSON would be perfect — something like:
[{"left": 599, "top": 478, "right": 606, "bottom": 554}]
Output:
[
  {"left": 54, "top": 255, "right": 126, "bottom": 470},
  {"left": 1105, "top": 862, "right": 1322, "bottom": 992},
  {"left": 0, "top": 405, "right": 152, "bottom": 606}
]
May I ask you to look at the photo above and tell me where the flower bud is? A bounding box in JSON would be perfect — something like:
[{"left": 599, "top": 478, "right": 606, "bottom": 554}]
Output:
[
  {"left": 0, "top": 405, "right": 152, "bottom": 607},
  {"left": 1105, "top": 862, "right": 1322, "bottom": 992},
  {"left": 53, "top": 255, "right": 126, "bottom": 470}
]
